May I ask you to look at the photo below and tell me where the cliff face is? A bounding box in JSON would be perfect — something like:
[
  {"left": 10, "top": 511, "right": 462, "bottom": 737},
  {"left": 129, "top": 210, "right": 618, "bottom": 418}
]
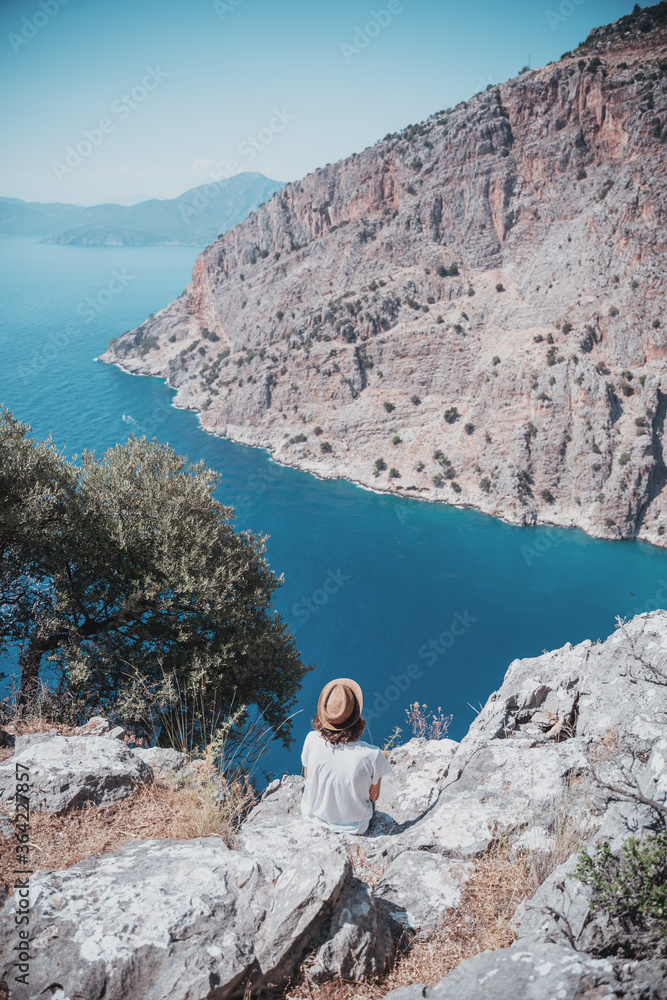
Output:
[{"left": 102, "top": 5, "right": 667, "bottom": 543}]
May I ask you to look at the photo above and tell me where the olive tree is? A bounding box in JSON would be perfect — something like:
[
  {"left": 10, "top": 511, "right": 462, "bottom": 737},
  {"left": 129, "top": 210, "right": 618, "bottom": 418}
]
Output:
[{"left": 0, "top": 409, "right": 308, "bottom": 746}]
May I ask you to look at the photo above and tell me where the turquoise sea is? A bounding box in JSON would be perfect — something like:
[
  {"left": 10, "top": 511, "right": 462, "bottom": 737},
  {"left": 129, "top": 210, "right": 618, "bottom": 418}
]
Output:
[{"left": 2, "top": 237, "right": 666, "bottom": 780}]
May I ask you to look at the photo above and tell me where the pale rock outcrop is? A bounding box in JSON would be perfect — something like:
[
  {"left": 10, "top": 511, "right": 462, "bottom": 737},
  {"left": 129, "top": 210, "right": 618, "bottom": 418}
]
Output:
[
  {"left": 0, "top": 735, "right": 152, "bottom": 814},
  {"left": 382, "top": 941, "right": 667, "bottom": 1000},
  {"left": 0, "top": 835, "right": 351, "bottom": 999},
  {"left": 131, "top": 746, "right": 191, "bottom": 776},
  {"left": 1, "top": 610, "right": 666, "bottom": 999}
]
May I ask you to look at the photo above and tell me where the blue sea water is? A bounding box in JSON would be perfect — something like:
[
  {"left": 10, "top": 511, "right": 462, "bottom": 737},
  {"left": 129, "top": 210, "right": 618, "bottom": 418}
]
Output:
[{"left": 1, "top": 237, "right": 667, "bottom": 781}]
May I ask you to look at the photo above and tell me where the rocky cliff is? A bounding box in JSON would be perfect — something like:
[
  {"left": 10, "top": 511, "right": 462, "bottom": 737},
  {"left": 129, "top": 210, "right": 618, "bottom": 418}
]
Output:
[
  {"left": 1, "top": 611, "right": 666, "bottom": 998},
  {"left": 101, "top": 5, "right": 667, "bottom": 544}
]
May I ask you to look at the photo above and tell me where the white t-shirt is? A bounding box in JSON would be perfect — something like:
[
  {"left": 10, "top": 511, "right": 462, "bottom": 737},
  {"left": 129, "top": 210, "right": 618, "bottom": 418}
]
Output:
[{"left": 300, "top": 730, "right": 393, "bottom": 835}]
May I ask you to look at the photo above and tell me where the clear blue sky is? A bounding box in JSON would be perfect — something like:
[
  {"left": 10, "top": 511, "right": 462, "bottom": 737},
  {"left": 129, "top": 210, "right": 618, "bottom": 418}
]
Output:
[{"left": 1, "top": 0, "right": 632, "bottom": 205}]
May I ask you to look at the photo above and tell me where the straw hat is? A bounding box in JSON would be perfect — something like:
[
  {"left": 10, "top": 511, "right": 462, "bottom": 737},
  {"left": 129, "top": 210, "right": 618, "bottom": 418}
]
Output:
[{"left": 317, "top": 678, "right": 363, "bottom": 731}]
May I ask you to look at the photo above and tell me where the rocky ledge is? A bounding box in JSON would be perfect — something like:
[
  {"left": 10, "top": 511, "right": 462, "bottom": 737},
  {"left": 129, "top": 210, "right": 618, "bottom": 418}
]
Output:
[
  {"left": 1, "top": 610, "right": 666, "bottom": 999},
  {"left": 101, "top": 6, "right": 667, "bottom": 546}
]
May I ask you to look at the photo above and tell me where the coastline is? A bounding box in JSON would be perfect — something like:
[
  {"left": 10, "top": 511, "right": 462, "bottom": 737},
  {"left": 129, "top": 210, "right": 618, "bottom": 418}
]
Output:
[{"left": 99, "top": 352, "right": 663, "bottom": 549}]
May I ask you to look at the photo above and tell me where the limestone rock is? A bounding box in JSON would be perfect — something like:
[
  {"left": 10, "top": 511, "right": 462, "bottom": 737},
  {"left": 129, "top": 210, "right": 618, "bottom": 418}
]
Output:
[
  {"left": 308, "top": 875, "right": 395, "bottom": 981},
  {"left": 379, "top": 738, "right": 459, "bottom": 827},
  {"left": 456, "top": 611, "right": 667, "bottom": 762},
  {"left": 375, "top": 851, "right": 473, "bottom": 930},
  {"left": 131, "top": 746, "right": 191, "bottom": 776},
  {"left": 396, "top": 735, "right": 594, "bottom": 858},
  {"left": 76, "top": 715, "right": 111, "bottom": 736},
  {"left": 239, "top": 815, "right": 397, "bottom": 979},
  {"left": 0, "top": 735, "right": 152, "bottom": 814},
  {"left": 382, "top": 942, "right": 667, "bottom": 1000},
  {"left": 244, "top": 773, "right": 304, "bottom": 824},
  {"left": 0, "top": 835, "right": 350, "bottom": 999}
]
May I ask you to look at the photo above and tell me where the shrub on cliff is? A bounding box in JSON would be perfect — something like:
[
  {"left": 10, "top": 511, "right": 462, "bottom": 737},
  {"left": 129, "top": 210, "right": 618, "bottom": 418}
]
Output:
[
  {"left": 0, "top": 409, "right": 307, "bottom": 746},
  {"left": 573, "top": 832, "right": 667, "bottom": 958}
]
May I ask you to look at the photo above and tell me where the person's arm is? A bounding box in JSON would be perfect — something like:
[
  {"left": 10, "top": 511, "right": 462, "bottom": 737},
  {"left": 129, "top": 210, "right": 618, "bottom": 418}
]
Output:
[
  {"left": 369, "top": 777, "right": 382, "bottom": 802},
  {"left": 304, "top": 767, "right": 308, "bottom": 779}
]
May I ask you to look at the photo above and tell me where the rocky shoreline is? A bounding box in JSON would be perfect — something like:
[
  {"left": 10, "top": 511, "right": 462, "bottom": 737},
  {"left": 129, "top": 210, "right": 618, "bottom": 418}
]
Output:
[
  {"left": 1, "top": 610, "right": 666, "bottom": 998},
  {"left": 101, "top": 8, "right": 667, "bottom": 549}
]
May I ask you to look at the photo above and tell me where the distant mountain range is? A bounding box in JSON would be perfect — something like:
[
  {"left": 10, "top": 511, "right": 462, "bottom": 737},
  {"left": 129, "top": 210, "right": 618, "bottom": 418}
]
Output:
[{"left": 0, "top": 173, "right": 285, "bottom": 246}]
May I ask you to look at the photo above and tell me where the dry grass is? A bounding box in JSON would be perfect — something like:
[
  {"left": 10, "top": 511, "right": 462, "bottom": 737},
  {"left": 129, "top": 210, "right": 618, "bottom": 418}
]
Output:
[
  {"left": 588, "top": 727, "right": 624, "bottom": 764},
  {"left": 0, "top": 770, "right": 256, "bottom": 898},
  {"left": 280, "top": 842, "right": 536, "bottom": 1000}
]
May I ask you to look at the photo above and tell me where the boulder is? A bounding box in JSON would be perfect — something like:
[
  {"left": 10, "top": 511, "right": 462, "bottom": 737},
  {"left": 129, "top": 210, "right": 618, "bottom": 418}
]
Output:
[
  {"left": 457, "top": 613, "right": 667, "bottom": 763},
  {"left": 395, "top": 735, "right": 594, "bottom": 858},
  {"left": 375, "top": 851, "right": 473, "bottom": 930},
  {"left": 131, "top": 746, "right": 191, "bottom": 777},
  {"left": 382, "top": 941, "right": 667, "bottom": 1000},
  {"left": 308, "top": 874, "right": 395, "bottom": 981},
  {"left": 379, "top": 738, "right": 459, "bottom": 827},
  {"left": 244, "top": 773, "right": 304, "bottom": 824},
  {"left": 0, "top": 735, "right": 152, "bottom": 814},
  {"left": 75, "top": 716, "right": 111, "bottom": 736},
  {"left": 0, "top": 835, "right": 351, "bottom": 999},
  {"left": 240, "top": 814, "right": 397, "bottom": 979}
]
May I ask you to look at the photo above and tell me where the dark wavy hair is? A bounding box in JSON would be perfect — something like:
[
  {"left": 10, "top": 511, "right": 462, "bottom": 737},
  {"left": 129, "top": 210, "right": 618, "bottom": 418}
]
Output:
[{"left": 312, "top": 714, "right": 366, "bottom": 745}]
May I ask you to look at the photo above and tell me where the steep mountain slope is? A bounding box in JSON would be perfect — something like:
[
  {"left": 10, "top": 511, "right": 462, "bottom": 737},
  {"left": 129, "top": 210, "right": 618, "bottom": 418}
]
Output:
[
  {"left": 102, "top": 5, "right": 667, "bottom": 544},
  {"left": 0, "top": 172, "right": 284, "bottom": 245}
]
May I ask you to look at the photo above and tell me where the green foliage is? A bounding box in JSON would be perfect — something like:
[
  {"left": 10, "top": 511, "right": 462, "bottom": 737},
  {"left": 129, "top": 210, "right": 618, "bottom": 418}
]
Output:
[
  {"left": 388, "top": 467, "right": 401, "bottom": 479},
  {"left": 320, "top": 441, "right": 333, "bottom": 453},
  {"left": 444, "top": 407, "right": 459, "bottom": 424},
  {"left": 313, "top": 426, "right": 323, "bottom": 436},
  {"left": 464, "top": 423, "right": 475, "bottom": 435},
  {"left": 562, "top": 322, "right": 573, "bottom": 334},
  {"left": 410, "top": 394, "right": 421, "bottom": 405},
  {"left": 540, "top": 487, "right": 554, "bottom": 502},
  {"left": 406, "top": 185, "right": 417, "bottom": 195},
  {"left": 492, "top": 355, "right": 500, "bottom": 366},
  {"left": 573, "top": 833, "right": 667, "bottom": 949},
  {"left": 276, "top": 311, "right": 284, "bottom": 321},
  {"left": 0, "top": 410, "right": 307, "bottom": 744},
  {"left": 201, "top": 328, "right": 220, "bottom": 342},
  {"left": 437, "top": 264, "right": 459, "bottom": 277},
  {"left": 653, "top": 319, "right": 661, "bottom": 328},
  {"left": 495, "top": 283, "right": 505, "bottom": 292},
  {"left": 619, "top": 452, "right": 630, "bottom": 466},
  {"left": 392, "top": 434, "right": 402, "bottom": 445},
  {"left": 432, "top": 473, "right": 444, "bottom": 487},
  {"left": 374, "top": 457, "right": 387, "bottom": 476},
  {"left": 577, "top": 167, "right": 588, "bottom": 180},
  {"left": 288, "top": 433, "right": 307, "bottom": 444},
  {"left": 480, "top": 476, "right": 491, "bottom": 493},
  {"left": 383, "top": 401, "right": 395, "bottom": 412}
]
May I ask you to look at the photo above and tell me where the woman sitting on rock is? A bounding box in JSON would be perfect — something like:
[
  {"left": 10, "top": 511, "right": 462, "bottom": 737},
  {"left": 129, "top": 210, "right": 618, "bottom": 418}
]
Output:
[{"left": 301, "top": 678, "right": 392, "bottom": 835}]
